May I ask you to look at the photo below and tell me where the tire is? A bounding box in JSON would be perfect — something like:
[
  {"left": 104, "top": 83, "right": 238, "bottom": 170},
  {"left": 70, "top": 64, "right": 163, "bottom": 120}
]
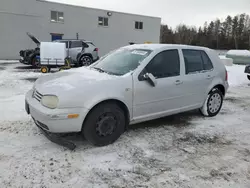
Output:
[
  {"left": 200, "top": 88, "right": 223, "bottom": 117},
  {"left": 247, "top": 75, "right": 250, "bottom": 80},
  {"left": 41, "top": 66, "right": 49, "bottom": 73},
  {"left": 83, "top": 103, "right": 126, "bottom": 146},
  {"left": 31, "top": 57, "right": 39, "bottom": 68},
  {"left": 79, "top": 55, "right": 93, "bottom": 66}
]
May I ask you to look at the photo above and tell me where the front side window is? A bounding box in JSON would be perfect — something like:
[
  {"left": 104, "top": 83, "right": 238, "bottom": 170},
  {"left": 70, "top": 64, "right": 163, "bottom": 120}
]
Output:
[
  {"left": 51, "top": 11, "right": 64, "bottom": 23},
  {"left": 98, "top": 17, "right": 109, "bottom": 26},
  {"left": 145, "top": 50, "right": 180, "bottom": 78},
  {"left": 92, "top": 49, "right": 152, "bottom": 75},
  {"left": 183, "top": 49, "right": 213, "bottom": 74}
]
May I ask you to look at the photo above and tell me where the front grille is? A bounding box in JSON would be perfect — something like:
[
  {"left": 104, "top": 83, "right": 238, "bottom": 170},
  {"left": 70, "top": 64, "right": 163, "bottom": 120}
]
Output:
[{"left": 33, "top": 90, "right": 43, "bottom": 102}]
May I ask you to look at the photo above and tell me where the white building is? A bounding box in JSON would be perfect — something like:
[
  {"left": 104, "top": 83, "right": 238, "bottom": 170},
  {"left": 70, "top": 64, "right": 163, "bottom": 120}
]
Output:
[{"left": 0, "top": 0, "right": 161, "bottom": 59}]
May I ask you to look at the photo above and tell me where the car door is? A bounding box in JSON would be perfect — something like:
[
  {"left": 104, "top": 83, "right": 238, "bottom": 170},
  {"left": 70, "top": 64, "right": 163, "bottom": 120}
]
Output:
[
  {"left": 69, "top": 41, "right": 83, "bottom": 61},
  {"left": 133, "top": 49, "right": 186, "bottom": 121},
  {"left": 180, "top": 49, "right": 214, "bottom": 109}
]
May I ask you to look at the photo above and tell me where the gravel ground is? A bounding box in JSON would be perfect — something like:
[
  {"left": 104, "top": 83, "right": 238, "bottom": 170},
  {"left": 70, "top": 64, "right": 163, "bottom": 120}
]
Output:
[{"left": 0, "top": 61, "right": 250, "bottom": 188}]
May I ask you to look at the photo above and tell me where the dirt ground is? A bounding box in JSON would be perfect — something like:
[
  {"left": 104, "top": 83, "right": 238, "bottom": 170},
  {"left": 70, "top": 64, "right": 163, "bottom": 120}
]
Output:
[{"left": 0, "top": 62, "right": 250, "bottom": 188}]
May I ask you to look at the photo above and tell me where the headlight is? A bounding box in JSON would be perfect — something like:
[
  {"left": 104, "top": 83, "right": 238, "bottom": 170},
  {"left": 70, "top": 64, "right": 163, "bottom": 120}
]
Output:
[{"left": 41, "top": 95, "right": 59, "bottom": 109}]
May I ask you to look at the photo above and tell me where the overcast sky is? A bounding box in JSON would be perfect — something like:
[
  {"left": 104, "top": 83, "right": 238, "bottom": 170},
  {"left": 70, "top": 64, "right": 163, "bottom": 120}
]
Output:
[{"left": 51, "top": 0, "right": 250, "bottom": 28}]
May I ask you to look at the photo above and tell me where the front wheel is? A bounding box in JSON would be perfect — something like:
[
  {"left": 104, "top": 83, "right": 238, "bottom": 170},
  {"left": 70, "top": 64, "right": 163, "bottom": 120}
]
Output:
[
  {"left": 200, "top": 88, "right": 223, "bottom": 117},
  {"left": 83, "top": 103, "right": 126, "bottom": 146},
  {"left": 247, "top": 75, "right": 250, "bottom": 80}
]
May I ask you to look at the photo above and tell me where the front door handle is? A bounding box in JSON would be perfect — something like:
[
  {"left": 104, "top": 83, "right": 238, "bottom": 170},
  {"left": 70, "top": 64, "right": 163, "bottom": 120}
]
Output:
[
  {"left": 206, "top": 75, "right": 213, "bottom": 79},
  {"left": 175, "top": 80, "right": 183, "bottom": 85}
]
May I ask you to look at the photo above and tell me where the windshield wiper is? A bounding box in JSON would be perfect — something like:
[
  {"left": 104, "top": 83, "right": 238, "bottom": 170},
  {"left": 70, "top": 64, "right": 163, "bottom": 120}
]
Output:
[
  {"left": 92, "top": 67, "right": 122, "bottom": 76},
  {"left": 92, "top": 67, "right": 105, "bottom": 73}
]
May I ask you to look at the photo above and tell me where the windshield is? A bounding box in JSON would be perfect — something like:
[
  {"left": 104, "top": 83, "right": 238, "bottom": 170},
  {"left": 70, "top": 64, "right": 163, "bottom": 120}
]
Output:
[{"left": 92, "top": 48, "right": 151, "bottom": 75}]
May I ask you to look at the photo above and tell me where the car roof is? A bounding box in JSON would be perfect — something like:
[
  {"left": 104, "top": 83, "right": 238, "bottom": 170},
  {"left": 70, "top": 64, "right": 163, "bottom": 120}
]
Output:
[
  {"left": 123, "top": 44, "right": 210, "bottom": 51},
  {"left": 56, "top": 39, "right": 93, "bottom": 43}
]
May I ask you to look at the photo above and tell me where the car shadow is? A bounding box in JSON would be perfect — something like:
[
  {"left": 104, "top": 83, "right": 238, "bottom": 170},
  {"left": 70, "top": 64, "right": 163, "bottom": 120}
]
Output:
[
  {"left": 51, "top": 110, "right": 200, "bottom": 150},
  {"left": 15, "top": 65, "right": 38, "bottom": 70},
  {"left": 15, "top": 66, "right": 58, "bottom": 73},
  {"left": 0, "top": 62, "right": 18, "bottom": 66},
  {"left": 21, "top": 77, "right": 39, "bottom": 82},
  {"left": 128, "top": 110, "right": 199, "bottom": 130}
]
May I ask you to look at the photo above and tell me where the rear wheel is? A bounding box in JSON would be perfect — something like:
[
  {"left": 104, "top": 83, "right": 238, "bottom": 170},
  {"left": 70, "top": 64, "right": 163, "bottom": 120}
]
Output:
[
  {"left": 200, "top": 88, "right": 223, "bottom": 117},
  {"left": 247, "top": 75, "right": 250, "bottom": 80},
  {"left": 79, "top": 56, "right": 93, "bottom": 66},
  {"left": 83, "top": 103, "right": 125, "bottom": 146},
  {"left": 41, "top": 66, "right": 49, "bottom": 73}
]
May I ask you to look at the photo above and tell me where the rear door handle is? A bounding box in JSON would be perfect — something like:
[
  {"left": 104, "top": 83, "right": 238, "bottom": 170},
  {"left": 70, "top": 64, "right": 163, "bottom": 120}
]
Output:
[{"left": 175, "top": 80, "right": 183, "bottom": 85}]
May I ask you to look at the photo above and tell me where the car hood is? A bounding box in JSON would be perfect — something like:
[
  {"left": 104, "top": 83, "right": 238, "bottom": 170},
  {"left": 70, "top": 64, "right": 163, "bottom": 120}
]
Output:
[
  {"left": 27, "top": 32, "right": 40, "bottom": 45},
  {"left": 35, "top": 67, "right": 117, "bottom": 95}
]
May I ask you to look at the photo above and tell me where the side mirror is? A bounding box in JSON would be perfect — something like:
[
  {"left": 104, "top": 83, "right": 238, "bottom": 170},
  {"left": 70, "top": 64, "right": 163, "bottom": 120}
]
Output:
[{"left": 143, "top": 73, "right": 157, "bottom": 87}]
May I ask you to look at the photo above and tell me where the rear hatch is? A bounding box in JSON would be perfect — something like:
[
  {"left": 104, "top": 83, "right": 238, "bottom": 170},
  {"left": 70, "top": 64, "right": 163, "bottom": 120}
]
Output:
[{"left": 27, "top": 32, "right": 40, "bottom": 46}]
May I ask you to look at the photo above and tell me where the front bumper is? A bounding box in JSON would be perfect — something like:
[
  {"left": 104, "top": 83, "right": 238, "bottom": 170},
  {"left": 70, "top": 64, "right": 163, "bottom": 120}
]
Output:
[{"left": 25, "top": 89, "right": 89, "bottom": 133}]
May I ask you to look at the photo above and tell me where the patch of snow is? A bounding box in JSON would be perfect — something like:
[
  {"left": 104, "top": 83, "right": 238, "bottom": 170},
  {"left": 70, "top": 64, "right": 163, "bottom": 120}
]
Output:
[
  {"left": 0, "top": 94, "right": 29, "bottom": 121},
  {"left": 226, "top": 65, "right": 249, "bottom": 87},
  {"left": 0, "top": 60, "right": 18, "bottom": 63},
  {"left": 1, "top": 60, "right": 250, "bottom": 187},
  {"left": 219, "top": 56, "right": 233, "bottom": 66},
  {"left": 226, "top": 50, "right": 250, "bottom": 57},
  {"left": 219, "top": 55, "right": 227, "bottom": 59},
  {"left": 200, "top": 95, "right": 209, "bottom": 116}
]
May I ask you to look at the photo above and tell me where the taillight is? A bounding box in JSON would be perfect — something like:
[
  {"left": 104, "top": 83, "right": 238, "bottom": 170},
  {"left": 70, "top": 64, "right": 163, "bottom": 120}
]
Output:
[
  {"left": 94, "top": 48, "right": 98, "bottom": 52},
  {"left": 225, "top": 70, "right": 228, "bottom": 81}
]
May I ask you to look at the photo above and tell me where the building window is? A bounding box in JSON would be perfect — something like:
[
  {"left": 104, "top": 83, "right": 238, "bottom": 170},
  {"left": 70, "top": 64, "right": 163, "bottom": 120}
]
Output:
[
  {"left": 50, "top": 33, "right": 63, "bottom": 41},
  {"left": 51, "top": 11, "right": 64, "bottom": 23},
  {"left": 98, "top": 17, "right": 109, "bottom": 26},
  {"left": 135, "top": 21, "right": 143, "bottom": 30}
]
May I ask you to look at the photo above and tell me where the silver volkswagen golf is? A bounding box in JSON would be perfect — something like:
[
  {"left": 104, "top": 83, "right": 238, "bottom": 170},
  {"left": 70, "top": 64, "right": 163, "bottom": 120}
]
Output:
[{"left": 25, "top": 44, "right": 229, "bottom": 147}]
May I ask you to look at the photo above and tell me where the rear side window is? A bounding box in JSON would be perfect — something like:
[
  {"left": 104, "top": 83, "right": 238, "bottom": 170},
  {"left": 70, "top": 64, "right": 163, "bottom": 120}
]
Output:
[
  {"left": 82, "top": 42, "right": 89, "bottom": 48},
  {"left": 145, "top": 49, "right": 180, "bottom": 78},
  {"left": 70, "top": 41, "right": 82, "bottom": 48},
  {"left": 182, "top": 49, "right": 213, "bottom": 74}
]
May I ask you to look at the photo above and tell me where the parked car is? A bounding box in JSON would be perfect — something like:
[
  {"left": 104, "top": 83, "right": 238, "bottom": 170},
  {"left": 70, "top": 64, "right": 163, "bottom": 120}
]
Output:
[
  {"left": 19, "top": 32, "right": 40, "bottom": 67},
  {"left": 53, "top": 39, "right": 99, "bottom": 66},
  {"left": 25, "top": 44, "right": 229, "bottom": 147},
  {"left": 244, "top": 64, "right": 250, "bottom": 80},
  {"left": 19, "top": 33, "right": 99, "bottom": 67}
]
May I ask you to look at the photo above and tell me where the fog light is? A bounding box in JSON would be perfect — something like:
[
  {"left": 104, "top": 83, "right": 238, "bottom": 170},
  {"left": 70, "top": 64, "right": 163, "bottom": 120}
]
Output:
[{"left": 68, "top": 114, "right": 79, "bottom": 119}]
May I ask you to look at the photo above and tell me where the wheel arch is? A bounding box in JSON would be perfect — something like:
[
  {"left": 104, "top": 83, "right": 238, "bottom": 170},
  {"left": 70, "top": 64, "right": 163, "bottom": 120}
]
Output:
[
  {"left": 82, "top": 99, "right": 130, "bottom": 131},
  {"left": 80, "top": 53, "right": 93, "bottom": 60},
  {"left": 210, "top": 84, "right": 225, "bottom": 96}
]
